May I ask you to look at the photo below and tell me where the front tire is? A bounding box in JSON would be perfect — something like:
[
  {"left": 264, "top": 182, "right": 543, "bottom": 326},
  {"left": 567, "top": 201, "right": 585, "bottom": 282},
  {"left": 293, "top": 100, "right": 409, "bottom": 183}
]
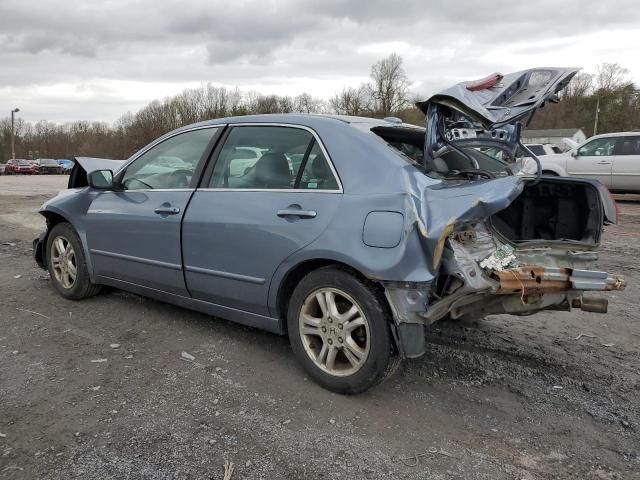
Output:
[
  {"left": 46, "top": 222, "right": 101, "bottom": 300},
  {"left": 287, "top": 267, "right": 399, "bottom": 394}
]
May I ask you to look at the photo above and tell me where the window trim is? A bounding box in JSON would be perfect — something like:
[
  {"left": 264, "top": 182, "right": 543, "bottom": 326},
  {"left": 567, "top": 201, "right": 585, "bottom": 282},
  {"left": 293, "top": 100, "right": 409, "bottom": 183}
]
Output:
[
  {"left": 198, "top": 123, "right": 343, "bottom": 194},
  {"left": 114, "top": 125, "right": 225, "bottom": 191}
]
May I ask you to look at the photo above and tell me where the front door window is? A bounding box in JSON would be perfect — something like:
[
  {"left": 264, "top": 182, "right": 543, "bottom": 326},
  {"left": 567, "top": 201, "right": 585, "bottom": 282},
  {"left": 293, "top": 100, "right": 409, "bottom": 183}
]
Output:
[
  {"left": 578, "top": 138, "right": 616, "bottom": 157},
  {"left": 121, "top": 127, "right": 219, "bottom": 190}
]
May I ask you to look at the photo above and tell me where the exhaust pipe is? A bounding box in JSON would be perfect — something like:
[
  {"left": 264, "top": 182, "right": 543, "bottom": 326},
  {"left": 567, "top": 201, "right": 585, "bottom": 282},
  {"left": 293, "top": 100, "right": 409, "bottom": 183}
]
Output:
[{"left": 572, "top": 297, "right": 608, "bottom": 314}]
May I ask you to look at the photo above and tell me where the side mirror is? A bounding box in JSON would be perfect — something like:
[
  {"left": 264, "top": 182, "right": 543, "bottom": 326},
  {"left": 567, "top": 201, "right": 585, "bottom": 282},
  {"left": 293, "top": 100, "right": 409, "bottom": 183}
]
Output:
[
  {"left": 87, "top": 169, "right": 114, "bottom": 189},
  {"left": 570, "top": 150, "right": 578, "bottom": 158}
]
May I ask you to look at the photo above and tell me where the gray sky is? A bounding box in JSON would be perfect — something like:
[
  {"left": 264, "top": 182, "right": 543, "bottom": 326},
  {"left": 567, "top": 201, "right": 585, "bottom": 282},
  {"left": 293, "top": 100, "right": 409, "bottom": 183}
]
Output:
[{"left": 2, "top": 0, "right": 640, "bottom": 123}]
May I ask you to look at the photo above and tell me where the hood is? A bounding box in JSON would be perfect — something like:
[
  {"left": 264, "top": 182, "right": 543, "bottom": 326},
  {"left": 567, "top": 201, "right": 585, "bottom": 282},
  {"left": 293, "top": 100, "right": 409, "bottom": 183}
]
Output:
[
  {"left": 417, "top": 67, "right": 580, "bottom": 165},
  {"left": 68, "top": 157, "right": 126, "bottom": 189},
  {"left": 562, "top": 137, "right": 578, "bottom": 150},
  {"left": 74, "top": 156, "right": 126, "bottom": 173}
]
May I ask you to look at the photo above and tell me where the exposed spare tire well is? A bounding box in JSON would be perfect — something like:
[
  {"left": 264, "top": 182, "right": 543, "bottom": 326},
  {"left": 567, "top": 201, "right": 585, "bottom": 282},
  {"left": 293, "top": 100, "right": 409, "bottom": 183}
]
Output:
[{"left": 491, "top": 177, "right": 603, "bottom": 244}]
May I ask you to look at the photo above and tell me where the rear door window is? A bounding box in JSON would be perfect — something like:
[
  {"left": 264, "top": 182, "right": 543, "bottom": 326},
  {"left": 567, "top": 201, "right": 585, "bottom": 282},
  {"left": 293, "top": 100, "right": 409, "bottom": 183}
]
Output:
[
  {"left": 209, "top": 126, "right": 340, "bottom": 190},
  {"left": 614, "top": 136, "right": 640, "bottom": 156}
]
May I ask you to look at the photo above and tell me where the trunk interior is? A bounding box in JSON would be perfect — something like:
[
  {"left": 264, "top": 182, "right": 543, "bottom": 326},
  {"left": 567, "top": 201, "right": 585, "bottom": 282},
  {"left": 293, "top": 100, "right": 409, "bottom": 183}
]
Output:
[{"left": 490, "top": 178, "right": 603, "bottom": 245}]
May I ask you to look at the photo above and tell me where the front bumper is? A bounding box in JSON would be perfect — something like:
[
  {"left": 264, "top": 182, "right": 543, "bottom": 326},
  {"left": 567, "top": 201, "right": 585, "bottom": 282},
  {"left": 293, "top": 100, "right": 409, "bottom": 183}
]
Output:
[{"left": 33, "top": 232, "right": 47, "bottom": 270}]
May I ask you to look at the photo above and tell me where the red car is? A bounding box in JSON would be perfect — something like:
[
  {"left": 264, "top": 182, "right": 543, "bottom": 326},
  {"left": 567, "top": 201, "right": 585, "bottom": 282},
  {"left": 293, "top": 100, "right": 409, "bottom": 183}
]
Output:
[{"left": 6, "top": 159, "right": 39, "bottom": 174}]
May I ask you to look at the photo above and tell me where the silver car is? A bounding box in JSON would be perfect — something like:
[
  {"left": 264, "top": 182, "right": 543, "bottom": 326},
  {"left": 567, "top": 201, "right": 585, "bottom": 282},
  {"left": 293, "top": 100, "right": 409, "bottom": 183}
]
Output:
[
  {"left": 539, "top": 132, "right": 640, "bottom": 192},
  {"left": 33, "top": 67, "right": 626, "bottom": 393}
]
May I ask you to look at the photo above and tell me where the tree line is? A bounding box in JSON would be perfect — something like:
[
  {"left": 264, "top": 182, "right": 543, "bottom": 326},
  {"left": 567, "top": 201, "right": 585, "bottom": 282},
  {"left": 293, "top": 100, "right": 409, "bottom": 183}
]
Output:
[{"left": 1, "top": 58, "right": 638, "bottom": 162}]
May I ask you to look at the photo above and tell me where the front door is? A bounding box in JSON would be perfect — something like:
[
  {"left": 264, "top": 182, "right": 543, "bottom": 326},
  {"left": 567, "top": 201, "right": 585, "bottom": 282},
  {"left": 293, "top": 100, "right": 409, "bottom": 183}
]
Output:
[
  {"left": 85, "top": 126, "right": 221, "bottom": 294},
  {"left": 566, "top": 136, "right": 615, "bottom": 187},
  {"left": 182, "top": 125, "right": 342, "bottom": 315}
]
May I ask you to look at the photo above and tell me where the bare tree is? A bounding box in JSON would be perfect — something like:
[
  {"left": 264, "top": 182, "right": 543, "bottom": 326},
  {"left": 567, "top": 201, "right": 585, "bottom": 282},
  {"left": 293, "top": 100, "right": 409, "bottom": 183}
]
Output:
[
  {"left": 369, "top": 53, "right": 409, "bottom": 115},
  {"left": 329, "top": 85, "right": 371, "bottom": 116},
  {"left": 595, "top": 63, "right": 630, "bottom": 92},
  {"left": 295, "top": 93, "right": 324, "bottom": 113},
  {"left": 564, "top": 72, "right": 593, "bottom": 98}
]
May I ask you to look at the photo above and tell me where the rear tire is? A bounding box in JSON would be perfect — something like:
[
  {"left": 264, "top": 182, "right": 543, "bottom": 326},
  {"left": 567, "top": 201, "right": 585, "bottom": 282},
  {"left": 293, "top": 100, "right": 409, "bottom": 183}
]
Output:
[
  {"left": 46, "top": 222, "right": 101, "bottom": 300},
  {"left": 287, "top": 267, "right": 400, "bottom": 394},
  {"left": 542, "top": 170, "right": 558, "bottom": 176}
]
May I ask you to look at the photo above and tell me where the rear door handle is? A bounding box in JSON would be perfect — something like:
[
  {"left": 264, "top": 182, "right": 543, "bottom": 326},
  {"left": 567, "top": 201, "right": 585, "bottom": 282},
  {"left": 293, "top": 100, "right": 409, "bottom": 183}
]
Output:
[
  {"left": 154, "top": 206, "right": 180, "bottom": 215},
  {"left": 277, "top": 209, "right": 317, "bottom": 218}
]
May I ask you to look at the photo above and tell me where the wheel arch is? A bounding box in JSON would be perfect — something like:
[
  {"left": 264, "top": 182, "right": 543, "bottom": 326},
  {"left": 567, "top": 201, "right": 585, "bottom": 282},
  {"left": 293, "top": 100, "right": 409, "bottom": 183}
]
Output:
[
  {"left": 274, "top": 258, "right": 393, "bottom": 336},
  {"left": 540, "top": 163, "right": 567, "bottom": 176},
  {"left": 39, "top": 208, "right": 95, "bottom": 280}
]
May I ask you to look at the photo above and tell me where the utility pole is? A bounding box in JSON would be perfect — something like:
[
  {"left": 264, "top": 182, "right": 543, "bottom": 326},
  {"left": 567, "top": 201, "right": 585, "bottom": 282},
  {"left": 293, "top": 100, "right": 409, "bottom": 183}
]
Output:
[
  {"left": 10, "top": 108, "right": 20, "bottom": 160},
  {"left": 593, "top": 96, "right": 600, "bottom": 136}
]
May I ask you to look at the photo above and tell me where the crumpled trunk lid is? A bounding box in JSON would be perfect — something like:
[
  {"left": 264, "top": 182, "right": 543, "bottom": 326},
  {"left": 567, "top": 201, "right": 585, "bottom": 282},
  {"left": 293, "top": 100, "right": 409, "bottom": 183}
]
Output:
[
  {"left": 416, "top": 67, "right": 579, "bottom": 128},
  {"left": 416, "top": 67, "right": 580, "bottom": 165}
]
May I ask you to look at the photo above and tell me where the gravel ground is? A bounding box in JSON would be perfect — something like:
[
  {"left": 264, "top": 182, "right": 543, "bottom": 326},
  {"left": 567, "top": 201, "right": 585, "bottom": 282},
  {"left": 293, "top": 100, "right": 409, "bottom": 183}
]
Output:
[{"left": 0, "top": 175, "right": 639, "bottom": 479}]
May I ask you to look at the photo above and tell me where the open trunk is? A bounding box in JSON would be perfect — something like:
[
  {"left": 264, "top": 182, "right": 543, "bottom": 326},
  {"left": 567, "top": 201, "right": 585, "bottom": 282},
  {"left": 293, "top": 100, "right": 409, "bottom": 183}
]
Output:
[
  {"left": 407, "top": 176, "right": 625, "bottom": 326},
  {"left": 490, "top": 177, "right": 603, "bottom": 245}
]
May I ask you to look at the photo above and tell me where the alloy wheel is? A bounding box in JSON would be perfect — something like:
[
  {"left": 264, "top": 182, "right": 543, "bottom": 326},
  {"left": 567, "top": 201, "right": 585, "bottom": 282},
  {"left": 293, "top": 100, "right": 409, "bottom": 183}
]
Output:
[
  {"left": 298, "top": 287, "right": 370, "bottom": 376},
  {"left": 50, "top": 235, "right": 77, "bottom": 289}
]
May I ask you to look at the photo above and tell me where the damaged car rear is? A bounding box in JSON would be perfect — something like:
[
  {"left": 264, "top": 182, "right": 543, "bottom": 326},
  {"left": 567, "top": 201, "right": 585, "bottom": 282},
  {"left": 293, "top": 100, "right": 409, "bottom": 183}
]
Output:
[{"left": 34, "top": 67, "right": 625, "bottom": 394}]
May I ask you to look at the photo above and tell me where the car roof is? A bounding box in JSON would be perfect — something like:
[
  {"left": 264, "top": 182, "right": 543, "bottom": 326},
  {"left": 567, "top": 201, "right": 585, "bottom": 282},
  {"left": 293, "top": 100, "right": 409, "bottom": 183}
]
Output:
[
  {"left": 171, "top": 113, "right": 424, "bottom": 133},
  {"left": 589, "top": 131, "right": 640, "bottom": 140}
]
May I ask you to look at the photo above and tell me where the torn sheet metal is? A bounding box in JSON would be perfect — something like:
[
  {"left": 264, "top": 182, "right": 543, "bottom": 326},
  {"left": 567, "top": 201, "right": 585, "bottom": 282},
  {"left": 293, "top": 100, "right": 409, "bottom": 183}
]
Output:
[
  {"left": 416, "top": 68, "right": 580, "bottom": 128},
  {"left": 406, "top": 175, "right": 524, "bottom": 275}
]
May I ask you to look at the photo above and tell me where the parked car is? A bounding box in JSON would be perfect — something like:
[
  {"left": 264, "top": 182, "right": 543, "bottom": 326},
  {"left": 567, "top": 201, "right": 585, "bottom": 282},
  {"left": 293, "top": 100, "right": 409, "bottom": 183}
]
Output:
[
  {"left": 538, "top": 132, "right": 640, "bottom": 192},
  {"left": 0, "top": 164, "right": 5, "bottom": 175},
  {"left": 6, "top": 159, "right": 39, "bottom": 174},
  {"left": 36, "top": 158, "right": 63, "bottom": 174},
  {"left": 33, "top": 67, "right": 626, "bottom": 393},
  {"left": 57, "top": 159, "right": 75, "bottom": 173}
]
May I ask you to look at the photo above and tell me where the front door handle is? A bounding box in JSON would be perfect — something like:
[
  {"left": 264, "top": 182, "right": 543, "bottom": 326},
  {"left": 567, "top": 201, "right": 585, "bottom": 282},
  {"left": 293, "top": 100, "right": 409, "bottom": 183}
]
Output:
[
  {"left": 277, "top": 209, "right": 317, "bottom": 218},
  {"left": 597, "top": 160, "right": 612, "bottom": 165},
  {"left": 154, "top": 206, "right": 180, "bottom": 215}
]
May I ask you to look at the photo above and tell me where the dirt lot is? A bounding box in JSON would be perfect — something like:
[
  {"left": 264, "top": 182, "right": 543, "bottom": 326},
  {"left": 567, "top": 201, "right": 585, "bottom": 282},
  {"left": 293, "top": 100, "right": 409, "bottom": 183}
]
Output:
[{"left": 1, "top": 175, "right": 639, "bottom": 480}]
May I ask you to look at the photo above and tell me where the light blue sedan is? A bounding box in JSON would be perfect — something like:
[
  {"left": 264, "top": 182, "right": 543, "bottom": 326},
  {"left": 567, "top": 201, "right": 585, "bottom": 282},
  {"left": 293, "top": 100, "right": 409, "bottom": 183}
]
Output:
[{"left": 33, "top": 68, "right": 625, "bottom": 393}]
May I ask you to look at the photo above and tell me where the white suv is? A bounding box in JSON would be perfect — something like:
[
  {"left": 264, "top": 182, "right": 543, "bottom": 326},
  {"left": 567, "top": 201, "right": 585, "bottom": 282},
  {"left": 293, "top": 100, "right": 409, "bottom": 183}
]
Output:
[{"left": 538, "top": 132, "right": 640, "bottom": 193}]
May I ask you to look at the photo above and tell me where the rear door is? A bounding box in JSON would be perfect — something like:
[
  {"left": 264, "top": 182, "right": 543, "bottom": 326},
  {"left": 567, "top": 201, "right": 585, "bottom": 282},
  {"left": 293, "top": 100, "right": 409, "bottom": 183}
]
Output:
[
  {"left": 182, "top": 124, "right": 342, "bottom": 315},
  {"left": 611, "top": 135, "right": 640, "bottom": 192},
  {"left": 85, "top": 126, "right": 221, "bottom": 294},
  {"left": 566, "top": 136, "right": 615, "bottom": 187}
]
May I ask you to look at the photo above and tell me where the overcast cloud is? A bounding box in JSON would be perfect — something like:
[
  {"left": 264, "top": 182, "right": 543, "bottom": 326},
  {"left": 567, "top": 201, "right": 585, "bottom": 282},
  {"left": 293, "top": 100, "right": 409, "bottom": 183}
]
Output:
[{"left": 2, "top": 0, "right": 640, "bottom": 123}]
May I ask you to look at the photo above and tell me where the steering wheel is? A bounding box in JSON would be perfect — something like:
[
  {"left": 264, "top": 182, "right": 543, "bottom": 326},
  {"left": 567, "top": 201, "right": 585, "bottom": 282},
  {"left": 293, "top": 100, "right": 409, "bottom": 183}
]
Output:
[{"left": 168, "top": 169, "right": 192, "bottom": 188}]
